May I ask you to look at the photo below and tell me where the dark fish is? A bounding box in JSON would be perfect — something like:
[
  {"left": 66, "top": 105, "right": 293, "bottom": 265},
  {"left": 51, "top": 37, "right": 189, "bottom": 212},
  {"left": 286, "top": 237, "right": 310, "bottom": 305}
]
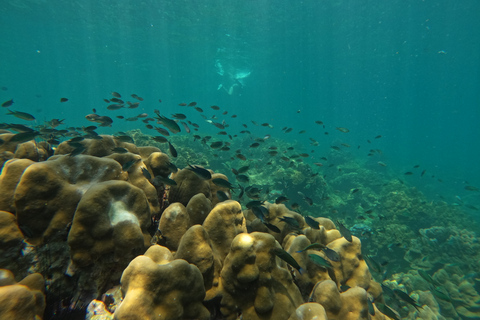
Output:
[
  {"left": 296, "top": 243, "right": 325, "bottom": 252},
  {"left": 69, "top": 136, "right": 85, "bottom": 142},
  {"left": 268, "top": 151, "right": 278, "bottom": 156},
  {"left": 376, "top": 304, "right": 400, "bottom": 320},
  {"left": 291, "top": 203, "right": 299, "bottom": 210},
  {"left": 322, "top": 247, "right": 340, "bottom": 262},
  {"left": 111, "top": 91, "right": 121, "bottom": 98},
  {"left": 110, "top": 98, "right": 124, "bottom": 104},
  {"left": 378, "top": 161, "right": 387, "bottom": 167},
  {"left": 381, "top": 284, "right": 395, "bottom": 298},
  {"left": 127, "top": 102, "right": 140, "bottom": 109},
  {"left": 305, "top": 216, "right": 320, "bottom": 229},
  {"left": 154, "top": 127, "right": 170, "bottom": 136},
  {"left": 261, "top": 222, "right": 279, "bottom": 233},
  {"left": 178, "top": 103, "right": 187, "bottom": 106},
  {"left": 131, "top": 94, "right": 144, "bottom": 101},
  {"left": 211, "top": 121, "right": 225, "bottom": 129},
  {"left": 308, "top": 253, "right": 332, "bottom": 269},
  {"left": 154, "top": 110, "right": 181, "bottom": 133},
  {"left": 298, "top": 192, "right": 313, "bottom": 206},
  {"left": 351, "top": 188, "right": 360, "bottom": 194},
  {"left": 188, "top": 164, "right": 211, "bottom": 180},
  {"left": 210, "top": 141, "right": 223, "bottom": 149},
  {"left": 114, "top": 135, "right": 134, "bottom": 143},
  {"left": 212, "top": 178, "right": 234, "bottom": 189},
  {"left": 336, "top": 220, "right": 353, "bottom": 242},
  {"left": 216, "top": 190, "right": 230, "bottom": 201},
  {"left": 122, "top": 159, "right": 140, "bottom": 171},
  {"left": 417, "top": 270, "right": 439, "bottom": 286},
  {"left": 194, "top": 107, "right": 203, "bottom": 112},
  {"left": 97, "top": 116, "right": 113, "bottom": 127},
  {"left": 234, "top": 150, "right": 247, "bottom": 160},
  {"left": 279, "top": 216, "right": 300, "bottom": 228},
  {"left": 236, "top": 174, "right": 250, "bottom": 183},
  {"left": 153, "top": 175, "right": 177, "bottom": 186},
  {"left": 340, "top": 285, "right": 351, "bottom": 292},
  {"left": 393, "top": 289, "right": 422, "bottom": 310},
  {"left": 168, "top": 141, "right": 177, "bottom": 158},
  {"left": 330, "top": 146, "right": 341, "bottom": 151},
  {"left": 246, "top": 200, "right": 264, "bottom": 209},
  {"left": 374, "top": 135, "right": 382, "bottom": 139},
  {"left": 367, "top": 296, "right": 375, "bottom": 315},
  {"left": 465, "top": 185, "right": 479, "bottom": 191},
  {"left": 188, "top": 102, "right": 197, "bottom": 106},
  {"left": 336, "top": 127, "right": 350, "bottom": 133},
  {"left": 112, "top": 147, "right": 129, "bottom": 154},
  {"left": 181, "top": 122, "right": 190, "bottom": 133},
  {"left": 250, "top": 206, "right": 266, "bottom": 221},
  {"left": 10, "top": 131, "right": 40, "bottom": 143},
  {"left": 421, "top": 169, "right": 426, "bottom": 177},
  {"left": 166, "top": 161, "right": 178, "bottom": 173},
  {"left": 314, "top": 120, "right": 323, "bottom": 125},
  {"left": 69, "top": 146, "right": 86, "bottom": 157},
  {"left": 431, "top": 287, "right": 453, "bottom": 303},
  {"left": 273, "top": 248, "right": 303, "bottom": 273},
  {"left": 404, "top": 172, "right": 414, "bottom": 176},
  {"left": 141, "top": 167, "right": 152, "bottom": 181},
  {"left": 172, "top": 113, "right": 187, "bottom": 120},
  {"left": 2, "top": 99, "right": 14, "bottom": 107},
  {"left": 6, "top": 109, "right": 35, "bottom": 121},
  {"left": 60, "top": 98, "right": 69, "bottom": 102},
  {"left": 238, "top": 165, "right": 250, "bottom": 173},
  {"left": 238, "top": 184, "right": 244, "bottom": 200},
  {"left": 152, "top": 136, "right": 168, "bottom": 143},
  {"left": 211, "top": 105, "right": 220, "bottom": 110},
  {"left": 275, "top": 196, "right": 289, "bottom": 204}
]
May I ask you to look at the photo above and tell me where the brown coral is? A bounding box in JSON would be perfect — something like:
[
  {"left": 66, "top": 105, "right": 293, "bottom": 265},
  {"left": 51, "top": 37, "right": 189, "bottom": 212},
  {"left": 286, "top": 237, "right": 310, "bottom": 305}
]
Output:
[
  {"left": 67, "top": 180, "right": 151, "bottom": 268},
  {"left": 15, "top": 155, "right": 123, "bottom": 245},
  {"left": 114, "top": 246, "right": 210, "bottom": 320}
]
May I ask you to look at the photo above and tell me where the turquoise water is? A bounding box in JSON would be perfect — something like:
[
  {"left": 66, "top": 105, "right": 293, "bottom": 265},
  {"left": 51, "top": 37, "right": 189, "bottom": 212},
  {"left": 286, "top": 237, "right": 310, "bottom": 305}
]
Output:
[
  {"left": 1, "top": 0, "right": 479, "bottom": 211},
  {"left": 2, "top": 1, "right": 480, "bottom": 319}
]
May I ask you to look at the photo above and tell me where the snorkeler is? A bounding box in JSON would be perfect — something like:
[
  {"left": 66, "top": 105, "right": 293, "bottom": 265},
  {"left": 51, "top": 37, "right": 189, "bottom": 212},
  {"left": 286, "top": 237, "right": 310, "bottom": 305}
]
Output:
[{"left": 215, "top": 58, "right": 251, "bottom": 96}]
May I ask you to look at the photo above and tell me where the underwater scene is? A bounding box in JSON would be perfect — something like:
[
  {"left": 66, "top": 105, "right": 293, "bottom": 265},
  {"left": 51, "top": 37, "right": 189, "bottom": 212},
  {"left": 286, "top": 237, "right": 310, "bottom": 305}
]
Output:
[{"left": 1, "top": 0, "right": 480, "bottom": 319}]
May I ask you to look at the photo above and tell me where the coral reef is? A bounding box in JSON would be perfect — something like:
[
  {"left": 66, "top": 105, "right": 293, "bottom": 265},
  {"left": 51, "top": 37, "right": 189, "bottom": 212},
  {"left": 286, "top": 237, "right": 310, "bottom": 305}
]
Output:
[
  {"left": 0, "top": 269, "right": 45, "bottom": 320},
  {"left": 114, "top": 245, "right": 210, "bottom": 320},
  {"left": 0, "top": 131, "right": 478, "bottom": 320}
]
